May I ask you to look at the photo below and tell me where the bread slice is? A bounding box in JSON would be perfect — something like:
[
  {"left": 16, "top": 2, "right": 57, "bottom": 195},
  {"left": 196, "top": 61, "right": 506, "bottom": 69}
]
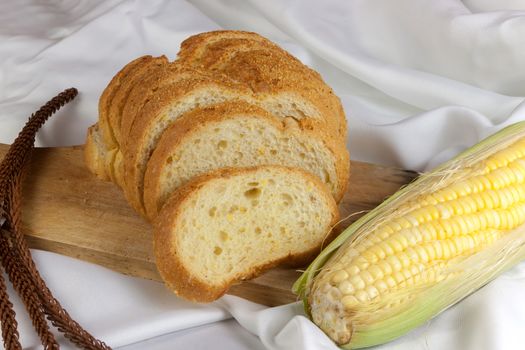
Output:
[
  {"left": 143, "top": 101, "right": 349, "bottom": 219},
  {"left": 153, "top": 165, "right": 339, "bottom": 302}
]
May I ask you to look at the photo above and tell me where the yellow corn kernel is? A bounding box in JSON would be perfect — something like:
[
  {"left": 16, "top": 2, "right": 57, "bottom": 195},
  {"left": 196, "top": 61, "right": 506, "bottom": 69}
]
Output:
[
  {"left": 377, "top": 260, "right": 393, "bottom": 276},
  {"left": 349, "top": 275, "right": 365, "bottom": 290},
  {"left": 384, "top": 276, "right": 396, "bottom": 289},
  {"left": 368, "top": 245, "right": 386, "bottom": 260},
  {"left": 355, "top": 290, "right": 370, "bottom": 303},
  {"left": 346, "top": 264, "right": 360, "bottom": 276},
  {"left": 368, "top": 265, "right": 384, "bottom": 280},
  {"left": 341, "top": 295, "right": 358, "bottom": 310},
  {"left": 365, "top": 285, "right": 379, "bottom": 300},
  {"left": 374, "top": 280, "right": 388, "bottom": 293},
  {"left": 331, "top": 270, "right": 349, "bottom": 284},
  {"left": 338, "top": 280, "right": 355, "bottom": 295},
  {"left": 361, "top": 250, "right": 379, "bottom": 264}
]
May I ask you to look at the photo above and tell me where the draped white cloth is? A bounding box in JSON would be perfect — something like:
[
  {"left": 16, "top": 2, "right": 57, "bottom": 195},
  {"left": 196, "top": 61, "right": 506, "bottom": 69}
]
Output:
[{"left": 2, "top": 0, "right": 525, "bottom": 349}]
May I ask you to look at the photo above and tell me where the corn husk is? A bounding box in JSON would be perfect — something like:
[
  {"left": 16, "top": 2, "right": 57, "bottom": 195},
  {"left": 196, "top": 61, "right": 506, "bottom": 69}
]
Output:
[{"left": 293, "top": 121, "right": 525, "bottom": 348}]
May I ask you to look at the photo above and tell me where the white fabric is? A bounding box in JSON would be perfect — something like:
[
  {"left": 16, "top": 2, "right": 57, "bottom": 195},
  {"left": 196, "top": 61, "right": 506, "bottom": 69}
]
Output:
[{"left": 2, "top": 0, "right": 525, "bottom": 349}]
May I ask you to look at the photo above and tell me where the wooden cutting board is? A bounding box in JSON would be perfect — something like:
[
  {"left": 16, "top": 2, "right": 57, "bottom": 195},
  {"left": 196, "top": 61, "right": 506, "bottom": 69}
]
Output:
[{"left": 0, "top": 143, "right": 417, "bottom": 306}]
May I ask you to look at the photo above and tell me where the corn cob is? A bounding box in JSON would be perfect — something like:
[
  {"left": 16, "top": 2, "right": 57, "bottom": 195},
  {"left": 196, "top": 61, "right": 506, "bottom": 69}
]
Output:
[{"left": 294, "top": 122, "right": 525, "bottom": 348}]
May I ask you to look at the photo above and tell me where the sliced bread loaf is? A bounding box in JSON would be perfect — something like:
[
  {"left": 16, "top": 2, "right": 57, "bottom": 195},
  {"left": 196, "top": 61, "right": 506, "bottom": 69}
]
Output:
[
  {"left": 86, "top": 30, "right": 350, "bottom": 220},
  {"left": 153, "top": 165, "right": 339, "bottom": 302},
  {"left": 143, "top": 101, "right": 349, "bottom": 219}
]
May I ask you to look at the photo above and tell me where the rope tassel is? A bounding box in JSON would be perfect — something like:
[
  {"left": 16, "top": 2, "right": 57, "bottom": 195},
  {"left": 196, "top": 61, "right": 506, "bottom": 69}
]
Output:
[{"left": 0, "top": 88, "right": 111, "bottom": 349}]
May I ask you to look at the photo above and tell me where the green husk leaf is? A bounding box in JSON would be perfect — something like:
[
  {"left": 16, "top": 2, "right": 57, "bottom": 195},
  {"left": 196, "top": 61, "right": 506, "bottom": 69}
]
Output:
[{"left": 294, "top": 121, "right": 525, "bottom": 348}]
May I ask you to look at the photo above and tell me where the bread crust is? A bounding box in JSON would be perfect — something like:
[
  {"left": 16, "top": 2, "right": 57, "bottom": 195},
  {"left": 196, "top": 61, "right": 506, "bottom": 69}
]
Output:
[
  {"left": 119, "top": 63, "right": 199, "bottom": 147},
  {"left": 177, "top": 32, "right": 347, "bottom": 140},
  {"left": 178, "top": 30, "right": 271, "bottom": 63},
  {"left": 98, "top": 56, "right": 155, "bottom": 150},
  {"left": 214, "top": 49, "right": 346, "bottom": 137},
  {"left": 143, "top": 101, "right": 349, "bottom": 220},
  {"left": 107, "top": 55, "right": 168, "bottom": 150},
  {"left": 153, "top": 165, "right": 339, "bottom": 303},
  {"left": 182, "top": 37, "right": 284, "bottom": 70}
]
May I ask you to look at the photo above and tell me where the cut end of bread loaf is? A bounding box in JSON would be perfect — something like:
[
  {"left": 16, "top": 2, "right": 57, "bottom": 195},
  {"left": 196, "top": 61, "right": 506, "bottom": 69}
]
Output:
[
  {"left": 153, "top": 165, "right": 339, "bottom": 302},
  {"left": 84, "top": 123, "right": 110, "bottom": 181}
]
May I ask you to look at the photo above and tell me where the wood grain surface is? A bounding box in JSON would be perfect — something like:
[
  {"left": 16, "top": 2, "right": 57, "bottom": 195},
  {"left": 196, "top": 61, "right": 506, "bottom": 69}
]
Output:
[{"left": 0, "top": 143, "right": 417, "bottom": 306}]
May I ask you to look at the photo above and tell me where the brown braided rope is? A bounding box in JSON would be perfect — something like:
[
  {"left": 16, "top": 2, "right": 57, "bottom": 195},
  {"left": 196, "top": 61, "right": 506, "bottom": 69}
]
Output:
[
  {"left": 0, "top": 88, "right": 111, "bottom": 349},
  {"left": 0, "top": 266, "right": 21, "bottom": 350},
  {"left": 0, "top": 233, "right": 58, "bottom": 349}
]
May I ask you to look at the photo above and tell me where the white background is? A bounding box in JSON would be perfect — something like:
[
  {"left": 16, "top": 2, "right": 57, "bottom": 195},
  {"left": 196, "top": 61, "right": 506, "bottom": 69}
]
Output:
[{"left": 2, "top": 1, "right": 525, "bottom": 349}]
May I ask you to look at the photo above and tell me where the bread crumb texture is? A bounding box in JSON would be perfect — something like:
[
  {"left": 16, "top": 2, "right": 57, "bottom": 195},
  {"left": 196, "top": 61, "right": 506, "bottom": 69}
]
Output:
[{"left": 154, "top": 166, "right": 338, "bottom": 302}]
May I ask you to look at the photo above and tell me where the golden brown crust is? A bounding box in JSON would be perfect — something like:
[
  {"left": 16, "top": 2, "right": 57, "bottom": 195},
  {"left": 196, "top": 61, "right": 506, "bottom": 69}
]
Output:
[
  {"left": 183, "top": 38, "right": 284, "bottom": 70},
  {"left": 153, "top": 165, "right": 339, "bottom": 303},
  {"left": 119, "top": 62, "right": 198, "bottom": 148},
  {"left": 98, "top": 56, "right": 155, "bottom": 150},
  {"left": 84, "top": 123, "right": 124, "bottom": 184},
  {"left": 178, "top": 30, "right": 271, "bottom": 63},
  {"left": 143, "top": 101, "right": 349, "bottom": 220},
  {"left": 112, "top": 150, "right": 125, "bottom": 189},
  {"left": 107, "top": 55, "right": 168, "bottom": 150},
  {"left": 214, "top": 49, "right": 346, "bottom": 137},
  {"left": 177, "top": 33, "right": 347, "bottom": 140}
]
